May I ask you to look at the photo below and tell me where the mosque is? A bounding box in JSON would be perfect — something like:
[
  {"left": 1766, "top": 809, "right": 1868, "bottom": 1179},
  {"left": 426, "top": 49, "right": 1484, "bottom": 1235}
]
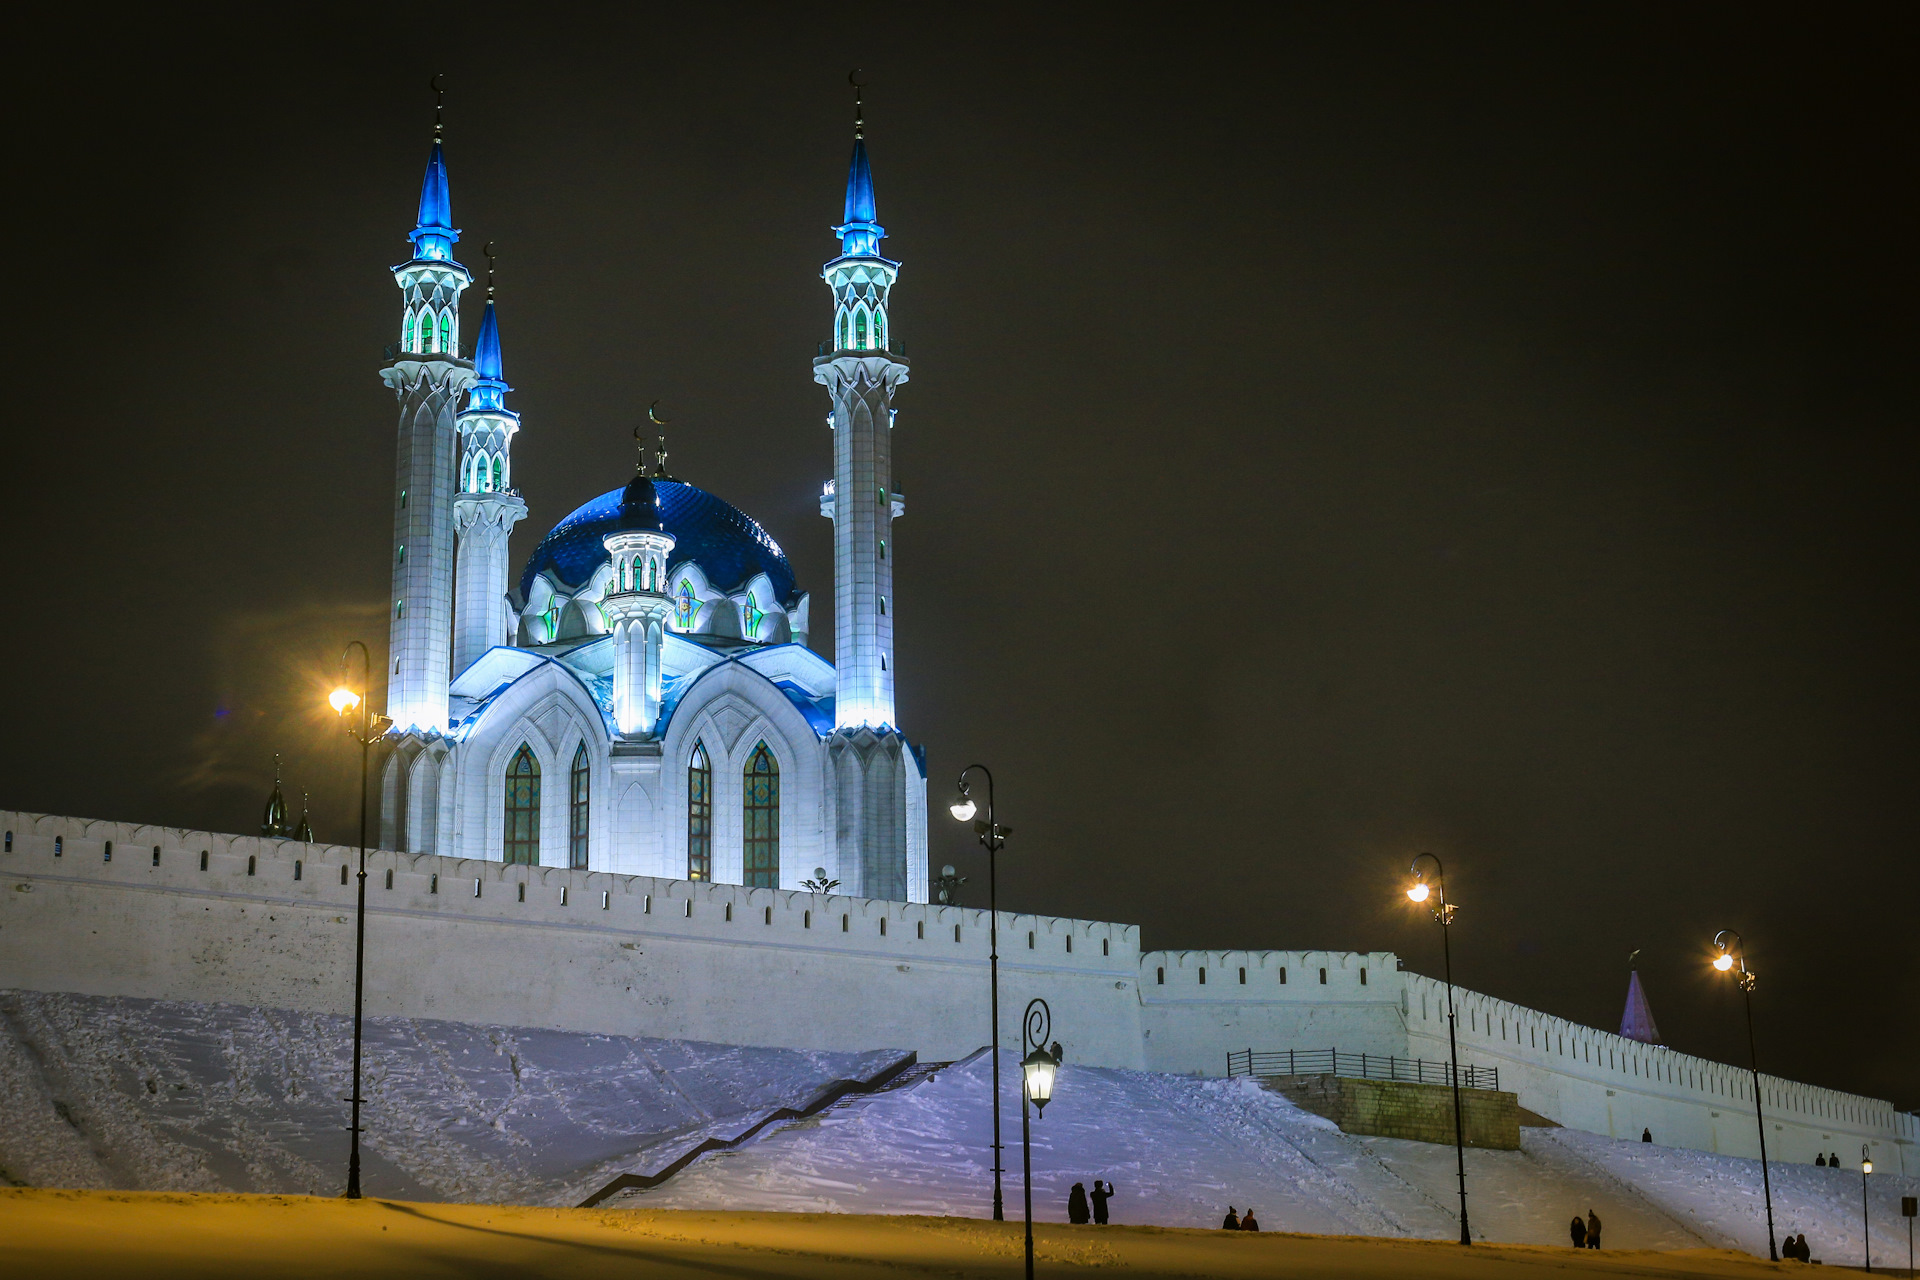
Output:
[{"left": 372, "top": 92, "right": 927, "bottom": 902}]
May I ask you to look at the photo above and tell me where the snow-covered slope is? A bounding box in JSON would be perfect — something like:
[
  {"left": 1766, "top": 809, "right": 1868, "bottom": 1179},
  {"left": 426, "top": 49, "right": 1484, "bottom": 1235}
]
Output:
[
  {"left": 0, "top": 990, "right": 909, "bottom": 1205},
  {"left": 615, "top": 1053, "right": 1918, "bottom": 1267}
]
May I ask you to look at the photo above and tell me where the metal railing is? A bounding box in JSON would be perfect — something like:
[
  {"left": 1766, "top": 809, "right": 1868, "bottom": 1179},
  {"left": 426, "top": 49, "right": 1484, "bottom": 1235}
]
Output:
[{"left": 1226, "top": 1048, "right": 1499, "bottom": 1091}]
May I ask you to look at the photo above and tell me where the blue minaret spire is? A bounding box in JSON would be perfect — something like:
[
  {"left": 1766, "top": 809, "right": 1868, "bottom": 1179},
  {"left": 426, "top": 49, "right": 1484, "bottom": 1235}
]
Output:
[
  {"left": 451, "top": 242, "right": 527, "bottom": 679},
  {"left": 815, "top": 72, "right": 924, "bottom": 904},
  {"left": 383, "top": 74, "right": 475, "bottom": 749}
]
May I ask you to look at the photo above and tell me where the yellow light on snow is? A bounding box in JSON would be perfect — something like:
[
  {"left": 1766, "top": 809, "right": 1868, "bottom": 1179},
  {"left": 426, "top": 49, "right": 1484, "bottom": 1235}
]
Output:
[{"left": 329, "top": 687, "right": 361, "bottom": 715}]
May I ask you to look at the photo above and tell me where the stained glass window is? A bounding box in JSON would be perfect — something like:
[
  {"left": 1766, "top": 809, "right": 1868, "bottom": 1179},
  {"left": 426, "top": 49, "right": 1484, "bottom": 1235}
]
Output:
[
  {"left": 743, "top": 592, "right": 764, "bottom": 639},
  {"left": 687, "top": 741, "right": 711, "bottom": 882},
  {"left": 569, "top": 742, "right": 590, "bottom": 870},
  {"left": 539, "top": 597, "right": 560, "bottom": 641},
  {"left": 491, "top": 455, "right": 503, "bottom": 491},
  {"left": 504, "top": 744, "right": 539, "bottom": 865},
  {"left": 403, "top": 311, "right": 415, "bottom": 350},
  {"left": 676, "top": 579, "right": 696, "bottom": 628},
  {"left": 853, "top": 307, "right": 869, "bottom": 349},
  {"left": 439, "top": 312, "right": 453, "bottom": 354},
  {"left": 742, "top": 742, "right": 778, "bottom": 888}
]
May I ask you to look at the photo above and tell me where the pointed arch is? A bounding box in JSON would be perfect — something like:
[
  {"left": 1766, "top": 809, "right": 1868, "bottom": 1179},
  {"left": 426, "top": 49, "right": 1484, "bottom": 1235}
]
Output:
[
  {"left": 874, "top": 306, "right": 887, "bottom": 349},
  {"left": 687, "top": 740, "right": 712, "bottom": 882},
  {"left": 852, "top": 305, "right": 870, "bottom": 350},
  {"left": 742, "top": 740, "right": 779, "bottom": 887},
  {"left": 491, "top": 453, "right": 504, "bottom": 491},
  {"left": 675, "top": 577, "right": 698, "bottom": 629},
  {"left": 439, "top": 310, "right": 454, "bottom": 355},
  {"left": 403, "top": 310, "right": 417, "bottom": 351},
  {"left": 504, "top": 743, "right": 540, "bottom": 865},
  {"left": 569, "top": 741, "right": 590, "bottom": 869}
]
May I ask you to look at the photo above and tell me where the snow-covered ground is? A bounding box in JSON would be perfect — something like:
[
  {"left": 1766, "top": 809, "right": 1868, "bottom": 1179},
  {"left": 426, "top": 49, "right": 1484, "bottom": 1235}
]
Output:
[
  {"left": 5, "top": 990, "right": 1913, "bottom": 1268},
  {"left": 0, "top": 990, "right": 907, "bottom": 1206},
  {"left": 619, "top": 1053, "right": 1919, "bottom": 1268}
]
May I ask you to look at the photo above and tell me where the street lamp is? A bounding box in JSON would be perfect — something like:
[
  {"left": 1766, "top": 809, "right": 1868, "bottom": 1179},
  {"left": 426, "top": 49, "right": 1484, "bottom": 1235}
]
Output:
[
  {"left": 1019, "top": 998, "right": 1060, "bottom": 1280},
  {"left": 1711, "top": 929, "right": 1778, "bottom": 1262},
  {"left": 330, "top": 641, "right": 389, "bottom": 1200},
  {"left": 1408, "top": 853, "right": 1471, "bottom": 1246},
  {"left": 951, "top": 764, "right": 1011, "bottom": 1222},
  {"left": 1861, "top": 1143, "right": 1873, "bottom": 1273}
]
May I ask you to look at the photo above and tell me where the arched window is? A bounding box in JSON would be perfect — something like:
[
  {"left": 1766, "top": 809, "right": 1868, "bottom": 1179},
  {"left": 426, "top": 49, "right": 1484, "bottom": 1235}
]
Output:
[
  {"left": 742, "top": 592, "right": 764, "bottom": 639},
  {"left": 676, "top": 578, "right": 697, "bottom": 628},
  {"left": 875, "top": 308, "right": 887, "bottom": 349},
  {"left": 491, "top": 454, "right": 503, "bottom": 491},
  {"left": 853, "top": 306, "right": 869, "bottom": 349},
  {"left": 504, "top": 744, "right": 539, "bottom": 865},
  {"left": 403, "top": 311, "right": 416, "bottom": 351},
  {"left": 569, "top": 742, "right": 590, "bottom": 870},
  {"left": 743, "top": 741, "right": 779, "bottom": 887},
  {"left": 439, "top": 311, "right": 453, "bottom": 355},
  {"left": 633, "top": 555, "right": 645, "bottom": 591},
  {"left": 687, "top": 741, "right": 711, "bottom": 881},
  {"left": 838, "top": 311, "right": 850, "bottom": 350}
]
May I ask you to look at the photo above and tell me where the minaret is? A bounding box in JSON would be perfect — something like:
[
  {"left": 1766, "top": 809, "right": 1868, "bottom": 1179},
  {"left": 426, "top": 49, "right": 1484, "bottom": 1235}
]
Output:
[
  {"left": 816, "top": 78, "right": 908, "bottom": 729},
  {"left": 817, "top": 79, "right": 915, "bottom": 902},
  {"left": 601, "top": 428, "right": 677, "bottom": 738},
  {"left": 452, "top": 245, "right": 528, "bottom": 676},
  {"left": 260, "top": 756, "right": 290, "bottom": 837},
  {"left": 384, "top": 85, "right": 475, "bottom": 733}
]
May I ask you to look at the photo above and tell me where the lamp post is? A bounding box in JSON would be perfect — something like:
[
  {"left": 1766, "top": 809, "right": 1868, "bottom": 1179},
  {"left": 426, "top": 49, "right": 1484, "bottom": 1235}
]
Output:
[
  {"left": 329, "top": 641, "right": 389, "bottom": 1200},
  {"left": 1019, "top": 998, "right": 1060, "bottom": 1280},
  {"left": 1861, "top": 1143, "right": 1873, "bottom": 1273},
  {"left": 1711, "top": 929, "right": 1778, "bottom": 1262},
  {"left": 950, "top": 764, "right": 1010, "bottom": 1222},
  {"left": 1407, "top": 852, "right": 1471, "bottom": 1246}
]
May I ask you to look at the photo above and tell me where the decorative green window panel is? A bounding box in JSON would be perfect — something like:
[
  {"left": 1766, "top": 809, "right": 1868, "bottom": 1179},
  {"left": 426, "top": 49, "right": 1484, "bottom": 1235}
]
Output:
[
  {"left": 395, "top": 599, "right": 405, "bottom": 619},
  {"left": 403, "top": 311, "right": 415, "bottom": 350},
  {"left": 853, "top": 307, "right": 869, "bottom": 349},
  {"left": 491, "top": 455, "right": 503, "bottom": 490},
  {"left": 676, "top": 579, "right": 697, "bottom": 628},
  {"left": 742, "top": 742, "right": 779, "bottom": 888},
  {"left": 504, "top": 744, "right": 539, "bottom": 865},
  {"left": 686, "top": 741, "right": 712, "bottom": 881},
  {"left": 539, "top": 597, "right": 560, "bottom": 641},
  {"left": 439, "top": 312, "right": 453, "bottom": 354},
  {"left": 568, "top": 742, "right": 590, "bottom": 870},
  {"left": 743, "top": 592, "right": 764, "bottom": 639}
]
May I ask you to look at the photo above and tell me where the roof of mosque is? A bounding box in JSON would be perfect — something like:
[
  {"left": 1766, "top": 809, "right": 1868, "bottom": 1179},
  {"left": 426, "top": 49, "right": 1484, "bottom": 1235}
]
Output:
[{"left": 518, "top": 479, "right": 799, "bottom": 605}]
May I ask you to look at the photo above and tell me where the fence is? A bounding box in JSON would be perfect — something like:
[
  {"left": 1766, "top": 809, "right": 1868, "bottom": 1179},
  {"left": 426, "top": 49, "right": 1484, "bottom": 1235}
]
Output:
[{"left": 1225, "top": 1047, "right": 1500, "bottom": 1091}]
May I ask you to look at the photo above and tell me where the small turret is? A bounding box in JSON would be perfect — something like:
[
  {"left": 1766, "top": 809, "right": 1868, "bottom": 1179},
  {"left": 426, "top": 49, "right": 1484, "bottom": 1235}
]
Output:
[
  {"left": 260, "top": 757, "right": 290, "bottom": 837},
  {"left": 602, "top": 423, "right": 678, "bottom": 737},
  {"left": 1619, "top": 950, "right": 1663, "bottom": 1046},
  {"left": 292, "top": 792, "right": 314, "bottom": 843}
]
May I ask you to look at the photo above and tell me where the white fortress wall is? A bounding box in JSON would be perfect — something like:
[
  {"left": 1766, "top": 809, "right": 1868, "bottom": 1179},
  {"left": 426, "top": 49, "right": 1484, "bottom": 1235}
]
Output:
[
  {"left": 0, "top": 811, "right": 1143, "bottom": 1069},
  {"left": 1403, "top": 974, "right": 1918, "bottom": 1175},
  {"left": 1138, "top": 948, "right": 1409, "bottom": 1075},
  {"left": 2, "top": 809, "right": 1909, "bottom": 1172}
]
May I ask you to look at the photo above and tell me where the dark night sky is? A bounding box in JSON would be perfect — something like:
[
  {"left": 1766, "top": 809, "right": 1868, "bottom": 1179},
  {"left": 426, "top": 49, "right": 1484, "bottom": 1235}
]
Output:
[{"left": 5, "top": 7, "right": 1914, "bottom": 1106}]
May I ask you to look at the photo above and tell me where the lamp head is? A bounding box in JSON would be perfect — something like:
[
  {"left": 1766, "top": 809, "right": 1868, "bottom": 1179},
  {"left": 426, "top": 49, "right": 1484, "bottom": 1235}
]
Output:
[
  {"left": 1862, "top": 1158, "right": 1873, "bottom": 1174},
  {"left": 1406, "top": 881, "right": 1430, "bottom": 903},
  {"left": 329, "top": 686, "right": 361, "bottom": 715},
  {"left": 1713, "top": 952, "right": 1735, "bottom": 972},
  {"left": 1021, "top": 1046, "right": 1058, "bottom": 1115},
  {"left": 949, "top": 796, "right": 977, "bottom": 823}
]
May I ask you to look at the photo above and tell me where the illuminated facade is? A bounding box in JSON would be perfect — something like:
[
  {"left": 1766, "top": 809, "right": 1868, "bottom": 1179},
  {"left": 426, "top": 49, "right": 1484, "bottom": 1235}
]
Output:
[{"left": 377, "top": 100, "right": 927, "bottom": 901}]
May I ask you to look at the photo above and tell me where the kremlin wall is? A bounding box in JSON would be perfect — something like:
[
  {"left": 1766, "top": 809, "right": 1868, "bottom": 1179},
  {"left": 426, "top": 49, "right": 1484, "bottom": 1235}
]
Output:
[{"left": 2, "top": 807, "right": 1912, "bottom": 1176}]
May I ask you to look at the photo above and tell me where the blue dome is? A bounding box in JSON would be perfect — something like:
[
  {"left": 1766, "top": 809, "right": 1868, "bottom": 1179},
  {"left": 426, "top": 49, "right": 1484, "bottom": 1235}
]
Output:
[{"left": 520, "top": 479, "right": 799, "bottom": 606}]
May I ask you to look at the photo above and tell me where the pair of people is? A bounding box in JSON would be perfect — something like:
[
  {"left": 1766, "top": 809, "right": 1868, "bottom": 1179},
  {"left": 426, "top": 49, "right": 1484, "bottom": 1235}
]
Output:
[
  {"left": 1782, "top": 1233, "right": 1812, "bottom": 1261},
  {"left": 1065, "top": 1180, "right": 1114, "bottom": 1225},
  {"left": 1570, "top": 1209, "right": 1602, "bottom": 1249},
  {"left": 1815, "top": 1152, "right": 1844, "bottom": 1167},
  {"left": 1221, "top": 1206, "right": 1260, "bottom": 1231}
]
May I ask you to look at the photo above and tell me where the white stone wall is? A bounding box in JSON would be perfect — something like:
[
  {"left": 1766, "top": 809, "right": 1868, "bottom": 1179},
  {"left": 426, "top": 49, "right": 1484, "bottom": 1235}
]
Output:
[{"left": 2, "top": 808, "right": 1909, "bottom": 1174}]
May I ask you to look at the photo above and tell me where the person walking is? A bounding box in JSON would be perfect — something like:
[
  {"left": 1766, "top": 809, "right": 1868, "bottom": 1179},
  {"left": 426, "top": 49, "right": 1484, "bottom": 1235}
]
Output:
[
  {"left": 1816, "top": 1154, "right": 1827, "bottom": 1167},
  {"left": 1221, "top": 1206, "right": 1240, "bottom": 1230},
  {"left": 1586, "top": 1209, "right": 1602, "bottom": 1249},
  {"left": 1090, "top": 1180, "right": 1113, "bottom": 1225},
  {"left": 1570, "top": 1215, "right": 1587, "bottom": 1248},
  {"left": 1240, "top": 1208, "right": 1260, "bottom": 1232},
  {"left": 1641, "top": 1128, "right": 1652, "bottom": 1143},
  {"left": 1066, "top": 1183, "right": 1089, "bottom": 1225}
]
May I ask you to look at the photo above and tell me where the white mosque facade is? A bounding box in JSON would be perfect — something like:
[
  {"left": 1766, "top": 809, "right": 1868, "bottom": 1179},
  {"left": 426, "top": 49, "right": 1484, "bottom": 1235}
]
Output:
[{"left": 376, "top": 109, "right": 926, "bottom": 902}]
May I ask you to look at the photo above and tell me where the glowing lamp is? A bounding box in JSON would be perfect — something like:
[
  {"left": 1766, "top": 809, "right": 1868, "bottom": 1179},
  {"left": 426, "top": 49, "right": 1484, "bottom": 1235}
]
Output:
[
  {"left": 1862, "top": 1158, "right": 1872, "bottom": 1175},
  {"left": 1713, "top": 953, "right": 1734, "bottom": 972},
  {"left": 1407, "top": 882, "right": 1430, "bottom": 903},
  {"left": 950, "top": 796, "right": 977, "bottom": 822},
  {"left": 1021, "top": 1047, "right": 1058, "bottom": 1116},
  {"left": 329, "top": 687, "right": 361, "bottom": 715}
]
